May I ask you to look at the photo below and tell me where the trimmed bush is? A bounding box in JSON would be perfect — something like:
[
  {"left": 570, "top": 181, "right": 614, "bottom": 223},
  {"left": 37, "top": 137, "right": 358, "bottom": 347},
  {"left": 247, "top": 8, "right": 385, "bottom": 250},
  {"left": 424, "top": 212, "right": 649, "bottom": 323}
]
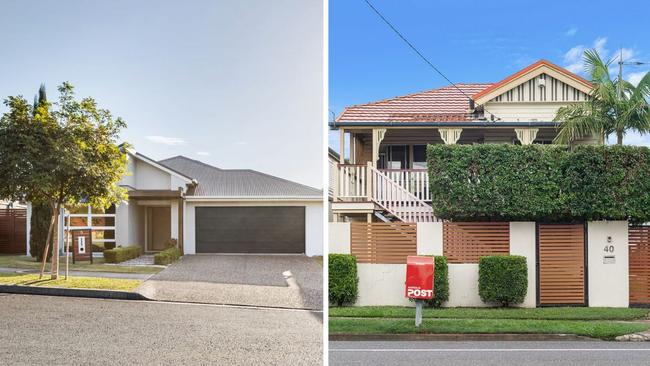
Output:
[
  {"left": 154, "top": 246, "right": 182, "bottom": 265},
  {"left": 103, "top": 246, "right": 143, "bottom": 263},
  {"left": 427, "top": 144, "right": 650, "bottom": 223},
  {"left": 329, "top": 254, "right": 358, "bottom": 306},
  {"left": 479, "top": 255, "right": 527, "bottom": 307},
  {"left": 428, "top": 256, "right": 449, "bottom": 307}
]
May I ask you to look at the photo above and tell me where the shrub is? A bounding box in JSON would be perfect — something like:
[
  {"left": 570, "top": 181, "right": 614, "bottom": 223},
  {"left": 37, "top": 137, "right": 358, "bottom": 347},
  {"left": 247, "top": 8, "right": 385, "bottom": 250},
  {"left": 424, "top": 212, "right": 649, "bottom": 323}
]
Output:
[
  {"left": 329, "top": 254, "right": 358, "bottom": 306},
  {"left": 479, "top": 255, "right": 527, "bottom": 307},
  {"left": 427, "top": 144, "right": 650, "bottom": 223},
  {"left": 154, "top": 246, "right": 182, "bottom": 265},
  {"left": 428, "top": 256, "right": 449, "bottom": 307},
  {"left": 29, "top": 202, "right": 52, "bottom": 262},
  {"left": 103, "top": 245, "right": 142, "bottom": 263}
]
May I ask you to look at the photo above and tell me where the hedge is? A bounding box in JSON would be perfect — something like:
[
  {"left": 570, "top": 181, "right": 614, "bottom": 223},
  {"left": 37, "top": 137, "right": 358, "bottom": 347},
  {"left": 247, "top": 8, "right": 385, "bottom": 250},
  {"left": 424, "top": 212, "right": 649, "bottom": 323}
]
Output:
[
  {"left": 478, "top": 255, "right": 527, "bottom": 307},
  {"left": 154, "top": 246, "right": 182, "bottom": 265},
  {"left": 329, "top": 254, "right": 358, "bottom": 306},
  {"left": 103, "top": 246, "right": 142, "bottom": 263},
  {"left": 427, "top": 144, "right": 650, "bottom": 223}
]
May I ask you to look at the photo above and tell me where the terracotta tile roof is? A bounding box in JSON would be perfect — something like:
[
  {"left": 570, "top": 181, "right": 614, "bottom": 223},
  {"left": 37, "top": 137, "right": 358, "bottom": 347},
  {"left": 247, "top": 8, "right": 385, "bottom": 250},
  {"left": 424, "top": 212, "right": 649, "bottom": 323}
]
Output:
[{"left": 336, "top": 83, "right": 492, "bottom": 123}]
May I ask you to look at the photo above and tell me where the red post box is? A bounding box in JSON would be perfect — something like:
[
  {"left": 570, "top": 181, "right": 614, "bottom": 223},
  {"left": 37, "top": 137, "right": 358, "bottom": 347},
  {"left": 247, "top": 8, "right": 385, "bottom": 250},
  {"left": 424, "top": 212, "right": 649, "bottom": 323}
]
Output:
[{"left": 405, "top": 256, "right": 434, "bottom": 299}]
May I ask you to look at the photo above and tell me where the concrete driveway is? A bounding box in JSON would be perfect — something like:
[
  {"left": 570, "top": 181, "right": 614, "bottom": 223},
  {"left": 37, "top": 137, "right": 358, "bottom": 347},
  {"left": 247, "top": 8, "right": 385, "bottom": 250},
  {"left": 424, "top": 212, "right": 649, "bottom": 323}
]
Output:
[{"left": 137, "top": 255, "right": 322, "bottom": 310}]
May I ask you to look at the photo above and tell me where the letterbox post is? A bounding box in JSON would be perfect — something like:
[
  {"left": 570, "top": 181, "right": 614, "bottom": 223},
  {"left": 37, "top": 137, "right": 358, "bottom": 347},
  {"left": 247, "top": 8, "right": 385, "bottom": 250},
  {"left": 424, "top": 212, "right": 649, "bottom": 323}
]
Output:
[{"left": 405, "top": 256, "right": 435, "bottom": 328}]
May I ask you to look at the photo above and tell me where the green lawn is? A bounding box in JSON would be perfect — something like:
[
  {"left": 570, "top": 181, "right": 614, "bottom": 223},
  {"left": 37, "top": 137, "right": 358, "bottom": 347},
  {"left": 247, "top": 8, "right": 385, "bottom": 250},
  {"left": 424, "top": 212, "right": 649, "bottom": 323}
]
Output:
[
  {"left": 330, "top": 306, "right": 649, "bottom": 321},
  {"left": 0, "top": 273, "right": 142, "bottom": 291},
  {"left": 0, "top": 255, "right": 162, "bottom": 274},
  {"left": 329, "top": 318, "right": 647, "bottom": 340}
]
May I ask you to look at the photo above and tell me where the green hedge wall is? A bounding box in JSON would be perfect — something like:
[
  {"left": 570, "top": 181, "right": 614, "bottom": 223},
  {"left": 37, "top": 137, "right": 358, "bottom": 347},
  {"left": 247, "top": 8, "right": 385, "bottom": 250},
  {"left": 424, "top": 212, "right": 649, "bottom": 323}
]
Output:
[
  {"left": 329, "top": 254, "right": 358, "bottom": 307},
  {"left": 427, "top": 144, "right": 650, "bottom": 223},
  {"left": 478, "top": 255, "right": 528, "bottom": 307},
  {"left": 103, "top": 246, "right": 142, "bottom": 263}
]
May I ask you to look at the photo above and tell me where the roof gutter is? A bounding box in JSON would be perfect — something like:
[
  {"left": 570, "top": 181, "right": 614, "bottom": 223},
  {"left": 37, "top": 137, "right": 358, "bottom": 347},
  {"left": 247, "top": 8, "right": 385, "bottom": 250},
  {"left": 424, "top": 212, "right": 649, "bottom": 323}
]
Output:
[
  {"left": 329, "top": 121, "right": 560, "bottom": 128},
  {"left": 185, "top": 196, "right": 323, "bottom": 202}
]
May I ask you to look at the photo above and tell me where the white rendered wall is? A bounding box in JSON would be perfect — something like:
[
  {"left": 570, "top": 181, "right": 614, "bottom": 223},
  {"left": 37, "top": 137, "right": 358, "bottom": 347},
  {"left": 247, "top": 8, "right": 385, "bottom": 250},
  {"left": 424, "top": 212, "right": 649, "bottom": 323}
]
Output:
[
  {"left": 416, "top": 222, "right": 442, "bottom": 255},
  {"left": 305, "top": 203, "right": 323, "bottom": 256},
  {"left": 587, "top": 221, "right": 629, "bottom": 307},
  {"left": 170, "top": 200, "right": 179, "bottom": 241},
  {"left": 114, "top": 200, "right": 130, "bottom": 247},
  {"left": 356, "top": 264, "right": 411, "bottom": 306},
  {"left": 509, "top": 222, "right": 537, "bottom": 308},
  {"left": 329, "top": 223, "right": 351, "bottom": 254},
  {"left": 445, "top": 264, "right": 488, "bottom": 307}
]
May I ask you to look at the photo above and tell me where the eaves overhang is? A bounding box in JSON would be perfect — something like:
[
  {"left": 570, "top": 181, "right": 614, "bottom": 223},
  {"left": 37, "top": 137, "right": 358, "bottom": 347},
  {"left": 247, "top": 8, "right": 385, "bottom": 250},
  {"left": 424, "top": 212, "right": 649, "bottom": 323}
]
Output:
[{"left": 329, "top": 121, "right": 560, "bottom": 128}]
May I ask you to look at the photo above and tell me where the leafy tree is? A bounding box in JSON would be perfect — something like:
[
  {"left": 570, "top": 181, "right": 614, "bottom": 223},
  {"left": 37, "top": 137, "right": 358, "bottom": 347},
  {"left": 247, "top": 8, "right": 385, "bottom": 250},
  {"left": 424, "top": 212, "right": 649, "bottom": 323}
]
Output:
[
  {"left": 554, "top": 49, "right": 650, "bottom": 145},
  {"left": 0, "top": 82, "right": 128, "bottom": 279}
]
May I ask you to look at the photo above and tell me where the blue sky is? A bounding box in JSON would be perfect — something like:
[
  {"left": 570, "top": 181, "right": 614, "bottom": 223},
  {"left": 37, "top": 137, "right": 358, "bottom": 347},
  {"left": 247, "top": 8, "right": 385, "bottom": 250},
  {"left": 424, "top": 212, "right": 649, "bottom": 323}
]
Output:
[
  {"left": 0, "top": 0, "right": 323, "bottom": 188},
  {"left": 329, "top": 0, "right": 650, "bottom": 151}
]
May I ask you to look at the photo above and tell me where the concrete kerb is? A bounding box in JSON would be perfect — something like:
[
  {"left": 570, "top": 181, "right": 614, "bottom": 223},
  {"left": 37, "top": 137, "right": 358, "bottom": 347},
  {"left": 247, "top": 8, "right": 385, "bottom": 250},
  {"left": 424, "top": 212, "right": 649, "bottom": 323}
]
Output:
[{"left": 0, "top": 284, "right": 149, "bottom": 301}]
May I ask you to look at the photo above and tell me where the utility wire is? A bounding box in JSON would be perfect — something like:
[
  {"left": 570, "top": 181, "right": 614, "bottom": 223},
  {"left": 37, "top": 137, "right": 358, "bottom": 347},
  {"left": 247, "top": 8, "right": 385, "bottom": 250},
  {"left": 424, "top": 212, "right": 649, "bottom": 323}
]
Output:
[{"left": 362, "top": 0, "right": 500, "bottom": 120}]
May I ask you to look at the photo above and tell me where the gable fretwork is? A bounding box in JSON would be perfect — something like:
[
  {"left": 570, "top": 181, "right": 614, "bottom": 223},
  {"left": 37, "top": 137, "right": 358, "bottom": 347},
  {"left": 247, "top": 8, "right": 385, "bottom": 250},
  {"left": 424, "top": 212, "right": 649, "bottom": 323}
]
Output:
[{"left": 491, "top": 73, "right": 590, "bottom": 103}]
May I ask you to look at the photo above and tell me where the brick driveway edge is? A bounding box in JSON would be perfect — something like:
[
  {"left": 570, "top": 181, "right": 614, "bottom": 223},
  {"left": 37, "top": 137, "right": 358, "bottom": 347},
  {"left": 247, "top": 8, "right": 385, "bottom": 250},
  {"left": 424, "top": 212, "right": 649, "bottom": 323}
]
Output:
[{"left": 0, "top": 284, "right": 149, "bottom": 301}]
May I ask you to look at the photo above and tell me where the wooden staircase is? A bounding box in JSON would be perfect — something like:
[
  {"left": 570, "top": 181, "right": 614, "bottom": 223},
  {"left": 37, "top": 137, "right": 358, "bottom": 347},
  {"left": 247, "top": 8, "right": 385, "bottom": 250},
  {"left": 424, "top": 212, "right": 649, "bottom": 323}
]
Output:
[{"left": 367, "top": 164, "right": 436, "bottom": 223}]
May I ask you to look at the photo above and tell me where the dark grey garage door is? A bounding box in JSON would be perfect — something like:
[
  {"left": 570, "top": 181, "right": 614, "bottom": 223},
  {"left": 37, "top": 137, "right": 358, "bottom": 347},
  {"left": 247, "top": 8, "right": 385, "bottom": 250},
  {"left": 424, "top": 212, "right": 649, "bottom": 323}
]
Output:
[{"left": 195, "top": 206, "right": 305, "bottom": 253}]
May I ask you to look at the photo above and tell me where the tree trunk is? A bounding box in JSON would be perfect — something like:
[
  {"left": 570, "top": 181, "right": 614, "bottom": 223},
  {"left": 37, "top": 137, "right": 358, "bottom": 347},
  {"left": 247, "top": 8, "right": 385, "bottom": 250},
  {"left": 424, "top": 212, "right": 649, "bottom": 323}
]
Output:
[
  {"left": 50, "top": 204, "right": 61, "bottom": 279},
  {"left": 617, "top": 130, "right": 624, "bottom": 145},
  {"left": 38, "top": 205, "right": 57, "bottom": 279}
]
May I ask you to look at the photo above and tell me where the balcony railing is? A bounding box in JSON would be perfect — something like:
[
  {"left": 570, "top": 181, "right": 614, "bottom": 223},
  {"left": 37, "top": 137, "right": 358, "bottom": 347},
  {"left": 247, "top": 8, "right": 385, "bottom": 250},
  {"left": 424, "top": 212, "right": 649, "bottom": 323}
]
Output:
[
  {"left": 337, "top": 164, "right": 368, "bottom": 200},
  {"left": 379, "top": 169, "right": 430, "bottom": 202}
]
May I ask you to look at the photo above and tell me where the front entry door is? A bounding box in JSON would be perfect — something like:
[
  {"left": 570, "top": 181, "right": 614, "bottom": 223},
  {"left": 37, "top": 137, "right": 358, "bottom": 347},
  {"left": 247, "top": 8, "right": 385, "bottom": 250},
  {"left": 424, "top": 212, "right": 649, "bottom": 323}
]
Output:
[
  {"left": 147, "top": 206, "right": 171, "bottom": 251},
  {"left": 537, "top": 223, "right": 586, "bottom": 306}
]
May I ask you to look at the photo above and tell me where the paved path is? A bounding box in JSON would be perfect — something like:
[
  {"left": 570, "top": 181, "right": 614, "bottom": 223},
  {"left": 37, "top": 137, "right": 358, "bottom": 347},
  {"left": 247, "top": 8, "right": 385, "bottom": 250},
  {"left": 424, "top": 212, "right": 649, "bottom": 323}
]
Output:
[
  {"left": 138, "top": 255, "right": 322, "bottom": 309},
  {"left": 330, "top": 340, "right": 650, "bottom": 366},
  {"left": 0, "top": 267, "right": 153, "bottom": 280},
  {"left": 0, "top": 294, "right": 322, "bottom": 365}
]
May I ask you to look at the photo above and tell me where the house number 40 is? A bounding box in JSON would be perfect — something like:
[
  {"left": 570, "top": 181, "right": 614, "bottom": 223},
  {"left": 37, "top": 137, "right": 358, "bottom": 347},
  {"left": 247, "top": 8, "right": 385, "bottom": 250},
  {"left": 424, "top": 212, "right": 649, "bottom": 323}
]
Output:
[{"left": 604, "top": 245, "right": 615, "bottom": 253}]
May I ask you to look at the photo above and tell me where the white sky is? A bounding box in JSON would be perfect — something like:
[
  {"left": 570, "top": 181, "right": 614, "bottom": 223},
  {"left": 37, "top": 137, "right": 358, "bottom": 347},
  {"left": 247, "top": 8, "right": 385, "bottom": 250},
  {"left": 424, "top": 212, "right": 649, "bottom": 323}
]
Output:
[{"left": 0, "top": 0, "right": 324, "bottom": 188}]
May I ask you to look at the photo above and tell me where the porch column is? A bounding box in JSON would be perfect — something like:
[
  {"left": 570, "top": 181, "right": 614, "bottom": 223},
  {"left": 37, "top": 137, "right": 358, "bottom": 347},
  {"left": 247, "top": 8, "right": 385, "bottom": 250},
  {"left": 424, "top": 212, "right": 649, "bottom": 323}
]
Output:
[
  {"left": 515, "top": 128, "right": 539, "bottom": 145},
  {"left": 438, "top": 128, "right": 463, "bottom": 144},
  {"left": 339, "top": 128, "right": 345, "bottom": 163},
  {"left": 371, "top": 128, "right": 386, "bottom": 167}
]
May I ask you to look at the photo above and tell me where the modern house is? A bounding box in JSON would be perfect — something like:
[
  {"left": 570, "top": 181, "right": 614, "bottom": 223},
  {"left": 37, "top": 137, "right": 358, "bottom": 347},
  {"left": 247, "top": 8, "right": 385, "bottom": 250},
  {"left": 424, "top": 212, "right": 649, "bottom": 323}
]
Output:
[
  {"left": 329, "top": 60, "right": 649, "bottom": 308},
  {"left": 330, "top": 60, "right": 595, "bottom": 223},
  {"left": 26, "top": 148, "right": 323, "bottom": 257}
]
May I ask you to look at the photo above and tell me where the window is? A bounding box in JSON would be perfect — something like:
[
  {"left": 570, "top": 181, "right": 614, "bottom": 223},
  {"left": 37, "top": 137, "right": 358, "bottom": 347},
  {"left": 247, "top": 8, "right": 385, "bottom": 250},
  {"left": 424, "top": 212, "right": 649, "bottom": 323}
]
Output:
[
  {"left": 412, "top": 145, "right": 427, "bottom": 169},
  {"left": 378, "top": 145, "right": 408, "bottom": 169}
]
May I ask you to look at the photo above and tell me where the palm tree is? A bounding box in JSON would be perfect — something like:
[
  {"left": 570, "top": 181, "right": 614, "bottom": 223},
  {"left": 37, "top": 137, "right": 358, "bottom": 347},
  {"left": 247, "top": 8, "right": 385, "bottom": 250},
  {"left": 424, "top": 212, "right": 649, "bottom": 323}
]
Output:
[{"left": 554, "top": 49, "right": 650, "bottom": 145}]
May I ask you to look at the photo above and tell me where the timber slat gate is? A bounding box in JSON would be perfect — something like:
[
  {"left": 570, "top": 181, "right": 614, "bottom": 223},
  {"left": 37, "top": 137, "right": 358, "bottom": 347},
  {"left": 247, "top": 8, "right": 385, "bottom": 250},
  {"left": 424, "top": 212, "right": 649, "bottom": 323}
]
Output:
[
  {"left": 0, "top": 209, "right": 26, "bottom": 254},
  {"left": 537, "top": 223, "right": 586, "bottom": 306},
  {"left": 629, "top": 226, "right": 650, "bottom": 305}
]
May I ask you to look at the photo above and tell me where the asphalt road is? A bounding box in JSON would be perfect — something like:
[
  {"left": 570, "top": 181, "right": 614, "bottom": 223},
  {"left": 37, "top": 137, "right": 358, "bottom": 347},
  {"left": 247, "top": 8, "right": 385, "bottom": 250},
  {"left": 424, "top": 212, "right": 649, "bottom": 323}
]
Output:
[
  {"left": 330, "top": 340, "right": 650, "bottom": 366},
  {"left": 0, "top": 294, "right": 322, "bottom": 365}
]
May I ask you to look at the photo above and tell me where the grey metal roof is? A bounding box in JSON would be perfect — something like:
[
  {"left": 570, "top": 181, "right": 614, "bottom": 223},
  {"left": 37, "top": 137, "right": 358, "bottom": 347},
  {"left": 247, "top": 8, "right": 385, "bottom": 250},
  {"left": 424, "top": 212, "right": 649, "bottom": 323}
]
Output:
[{"left": 158, "top": 156, "right": 322, "bottom": 198}]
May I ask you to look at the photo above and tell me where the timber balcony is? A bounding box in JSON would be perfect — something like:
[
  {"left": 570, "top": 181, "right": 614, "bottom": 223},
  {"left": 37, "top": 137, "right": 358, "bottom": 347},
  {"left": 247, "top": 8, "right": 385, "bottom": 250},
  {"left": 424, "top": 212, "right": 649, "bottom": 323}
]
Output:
[{"left": 333, "top": 163, "right": 437, "bottom": 223}]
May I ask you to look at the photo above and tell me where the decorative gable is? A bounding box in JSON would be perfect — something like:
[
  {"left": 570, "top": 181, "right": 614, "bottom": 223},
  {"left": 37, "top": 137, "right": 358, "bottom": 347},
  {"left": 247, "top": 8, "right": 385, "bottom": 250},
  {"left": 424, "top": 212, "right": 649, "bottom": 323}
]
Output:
[
  {"left": 473, "top": 60, "right": 593, "bottom": 105},
  {"left": 491, "top": 72, "right": 590, "bottom": 103}
]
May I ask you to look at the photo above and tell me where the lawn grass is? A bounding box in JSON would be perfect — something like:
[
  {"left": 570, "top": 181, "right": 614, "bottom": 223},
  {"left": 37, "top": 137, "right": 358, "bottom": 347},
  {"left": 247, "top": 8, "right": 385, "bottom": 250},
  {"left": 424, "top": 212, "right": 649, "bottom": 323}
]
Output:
[
  {"left": 329, "top": 317, "right": 648, "bottom": 340},
  {"left": 0, "top": 273, "right": 142, "bottom": 291},
  {"left": 0, "top": 255, "right": 162, "bottom": 274},
  {"left": 330, "top": 306, "right": 649, "bottom": 321}
]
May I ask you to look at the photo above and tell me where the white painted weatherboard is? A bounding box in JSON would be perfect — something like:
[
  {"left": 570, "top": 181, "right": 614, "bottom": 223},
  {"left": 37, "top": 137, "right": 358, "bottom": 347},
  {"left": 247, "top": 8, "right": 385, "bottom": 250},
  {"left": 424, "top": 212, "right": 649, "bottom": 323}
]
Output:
[{"left": 587, "top": 221, "right": 629, "bottom": 307}]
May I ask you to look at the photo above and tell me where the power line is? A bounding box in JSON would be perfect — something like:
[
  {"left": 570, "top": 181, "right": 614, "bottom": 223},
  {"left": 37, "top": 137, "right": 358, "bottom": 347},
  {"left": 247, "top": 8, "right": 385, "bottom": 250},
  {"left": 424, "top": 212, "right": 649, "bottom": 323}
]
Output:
[{"left": 362, "top": 0, "right": 499, "bottom": 120}]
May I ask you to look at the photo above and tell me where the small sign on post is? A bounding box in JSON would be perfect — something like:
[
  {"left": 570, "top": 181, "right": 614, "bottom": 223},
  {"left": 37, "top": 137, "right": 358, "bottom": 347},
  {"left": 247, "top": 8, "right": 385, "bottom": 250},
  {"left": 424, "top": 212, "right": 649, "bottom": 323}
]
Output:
[{"left": 405, "top": 256, "right": 435, "bottom": 327}]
